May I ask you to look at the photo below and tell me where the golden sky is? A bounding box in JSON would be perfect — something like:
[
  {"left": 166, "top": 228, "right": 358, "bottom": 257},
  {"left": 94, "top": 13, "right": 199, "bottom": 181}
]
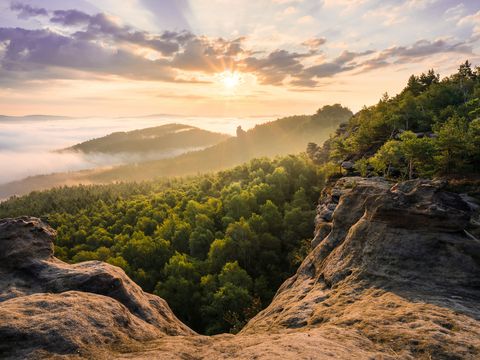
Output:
[{"left": 0, "top": 0, "right": 479, "bottom": 117}]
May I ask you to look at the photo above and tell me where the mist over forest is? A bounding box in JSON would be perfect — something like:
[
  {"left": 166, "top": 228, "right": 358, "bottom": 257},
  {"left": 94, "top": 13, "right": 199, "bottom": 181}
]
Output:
[{"left": 0, "top": 115, "right": 268, "bottom": 184}]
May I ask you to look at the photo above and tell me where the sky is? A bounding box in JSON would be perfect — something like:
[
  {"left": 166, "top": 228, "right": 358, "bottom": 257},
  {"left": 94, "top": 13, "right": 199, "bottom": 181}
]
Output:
[{"left": 0, "top": 0, "right": 479, "bottom": 117}]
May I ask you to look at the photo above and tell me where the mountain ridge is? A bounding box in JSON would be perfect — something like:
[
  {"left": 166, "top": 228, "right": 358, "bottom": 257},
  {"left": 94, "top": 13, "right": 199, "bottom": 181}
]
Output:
[{"left": 59, "top": 123, "right": 230, "bottom": 155}]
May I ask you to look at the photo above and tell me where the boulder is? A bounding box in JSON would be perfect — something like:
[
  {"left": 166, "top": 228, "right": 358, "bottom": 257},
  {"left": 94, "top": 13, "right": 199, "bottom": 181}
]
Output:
[{"left": 340, "top": 161, "right": 355, "bottom": 171}]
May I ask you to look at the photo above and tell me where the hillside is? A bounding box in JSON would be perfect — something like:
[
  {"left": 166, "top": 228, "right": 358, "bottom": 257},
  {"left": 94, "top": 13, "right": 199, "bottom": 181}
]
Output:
[
  {"left": 0, "top": 104, "right": 352, "bottom": 198},
  {"left": 0, "top": 115, "right": 72, "bottom": 121},
  {"left": 89, "top": 104, "right": 352, "bottom": 182},
  {"left": 61, "top": 123, "right": 230, "bottom": 155},
  {"left": 307, "top": 61, "right": 480, "bottom": 180},
  {"left": 1, "top": 177, "right": 479, "bottom": 359}
]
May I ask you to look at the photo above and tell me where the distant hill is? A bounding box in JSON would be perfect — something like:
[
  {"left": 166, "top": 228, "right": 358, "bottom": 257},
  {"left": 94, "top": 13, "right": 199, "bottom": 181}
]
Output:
[
  {"left": 89, "top": 104, "right": 352, "bottom": 182},
  {"left": 62, "top": 123, "right": 230, "bottom": 155},
  {"left": 0, "top": 105, "right": 352, "bottom": 197},
  {"left": 0, "top": 115, "right": 72, "bottom": 121}
]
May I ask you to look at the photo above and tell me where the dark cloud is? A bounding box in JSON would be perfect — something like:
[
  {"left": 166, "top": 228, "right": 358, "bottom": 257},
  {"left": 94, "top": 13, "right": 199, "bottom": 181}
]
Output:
[
  {"left": 50, "top": 9, "right": 91, "bottom": 25},
  {"left": 357, "top": 39, "right": 472, "bottom": 72},
  {"left": 381, "top": 39, "right": 472, "bottom": 62},
  {"left": 286, "top": 50, "right": 373, "bottom": 87},
  {"left": 0, "top": 28, "right": 175, "bottom": 82},
  {"left": 244, "top": 50, "right": 309, "bottom": 85},
  {"left": 10, "top": 2, "right": 48, "bottom": 19},
  {"left": 171, "top": 36, "right": 247, "bottom": 73},
  {"left": 0, "top": 5, "right": 246, "bottom": 86},
  {"left": 51, "top": 10, "right": 184, "bottom": 56}
]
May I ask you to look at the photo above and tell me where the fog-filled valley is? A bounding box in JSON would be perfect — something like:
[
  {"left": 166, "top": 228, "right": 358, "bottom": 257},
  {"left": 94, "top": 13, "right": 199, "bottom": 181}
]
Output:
[
  {"left": 0, "top": 106, "right": 350, "bottom": 199},
  {"left": 0, "top": 115, "right": 269, "bottom": 185}
]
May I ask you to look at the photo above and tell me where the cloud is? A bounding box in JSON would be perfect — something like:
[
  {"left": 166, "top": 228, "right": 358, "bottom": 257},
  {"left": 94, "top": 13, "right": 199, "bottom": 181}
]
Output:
[
  {"left": 10, "top": 2, "right": 48, "bottom": 19},
  {"left": 50, "top": 9, "right": 92, "bottom": 25},
  {"left": 404, "top": 0, "right": 438, "bottom": 10},
  {"left": 363, "top": 0, "right": 439, "bottom": 26},
  {"left": 379, "top": 39, "right": 472, "bottom": 62},
  {"left": 356, "top": 38, "right": 472, "bottom": 72},
  {"left": 170, "top": 36, "right": 248, "bottom": 74},
  {"left": 301, "top": 38, "right": 327, "bottom": 50},
  {"left": 291, "top": 50, "right": 371, "bottom": 85},
  {"left": 2, "top": 1, "right": 477, "bottom": 90},
  {"left": 53, "top": 10, "right": 187, "bottom": 56},
  {"left": 243, "top": 49, "right": 309, "bottom": 85},
  {"left": 323, "top": 0, "right": 369, "bottom": 10},
  {"left": 138, "top": 0, "right": 191, "bottom": 31},
  {"left": 444, "top": 3, "right": 465, "bottom": 22},
  {"left": 3, "top": 5, "right": 252, "bottom": 83},
  {"left": 0, "top": 27, "right": 176, "bottom": 82},
  {"left": 458, "top": 10, "right": 480, "bottom": 41},
  {"left": 272, "top": 0, "right": 304, "bottom": 4}
]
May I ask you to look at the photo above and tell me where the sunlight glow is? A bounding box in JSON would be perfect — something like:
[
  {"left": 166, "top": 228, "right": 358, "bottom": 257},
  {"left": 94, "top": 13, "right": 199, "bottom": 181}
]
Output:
[{"left": 220, "top": 72, "right": 242, "bottom": 89}]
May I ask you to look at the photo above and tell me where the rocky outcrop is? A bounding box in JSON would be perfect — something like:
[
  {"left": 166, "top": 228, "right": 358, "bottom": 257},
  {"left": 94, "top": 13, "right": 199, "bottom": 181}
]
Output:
[
  {"left": 0, "top": 217, "right": 193, "bottom": 359},
  {"left": 1, "top": 178, "right": 480, "bottom": 359},
  {"left": 242, "top": 177, "right": 480, "bottom": 359}
]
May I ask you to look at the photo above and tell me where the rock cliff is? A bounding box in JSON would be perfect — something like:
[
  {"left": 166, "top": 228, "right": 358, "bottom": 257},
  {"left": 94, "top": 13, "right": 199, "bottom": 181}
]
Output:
[
  {"left": 1, "top": 177, "right": 479, "bottom": 359},
  {"left": 242, "top": 177, "right": 480, "bottom": 358},
  {"left": 0, "top": 217, "right": 193, "bottom": 359}
]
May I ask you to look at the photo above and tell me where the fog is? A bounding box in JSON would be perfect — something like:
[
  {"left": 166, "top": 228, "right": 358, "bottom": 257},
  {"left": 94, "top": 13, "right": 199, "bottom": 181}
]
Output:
[{"left": 0, "top": 115, "right": 271, "bottom": 184}]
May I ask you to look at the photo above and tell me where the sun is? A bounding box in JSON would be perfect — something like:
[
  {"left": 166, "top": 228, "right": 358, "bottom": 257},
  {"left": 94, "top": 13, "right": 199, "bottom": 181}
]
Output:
[{"left": 220, "top": 71, "right": 242, "bottom": 89}]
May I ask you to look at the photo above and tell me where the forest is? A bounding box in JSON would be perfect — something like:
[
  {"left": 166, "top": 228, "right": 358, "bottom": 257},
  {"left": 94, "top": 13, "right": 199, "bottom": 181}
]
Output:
[
  {"left": 0, "top": 155, "right": 324, "bottom": 334},
  {"left": 1, "top": 61, "right": 479, "bottom": 335},
  {"left": 308, "top": 61, "right": 480, "bottom": 180}
]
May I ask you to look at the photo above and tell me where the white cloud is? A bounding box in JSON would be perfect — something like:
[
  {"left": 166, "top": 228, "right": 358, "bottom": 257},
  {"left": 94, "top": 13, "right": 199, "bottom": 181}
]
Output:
[
  {"left": 444, "top": 3, "right": 466, "bottom": 22},
  {"left": 458, "top": 9, "right": 480, "bottom": 27},
  {"left": 458, "top": 10, "right": 480, "bottom": 41},
  {"left": 404, "top": 0, "right": 438, "bottom": 10}
]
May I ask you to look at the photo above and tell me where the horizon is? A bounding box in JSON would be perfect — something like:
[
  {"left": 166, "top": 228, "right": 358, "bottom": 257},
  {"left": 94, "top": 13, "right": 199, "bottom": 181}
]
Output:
[{"left": 1, "top": 0, "right": 479, "bottom": 117}]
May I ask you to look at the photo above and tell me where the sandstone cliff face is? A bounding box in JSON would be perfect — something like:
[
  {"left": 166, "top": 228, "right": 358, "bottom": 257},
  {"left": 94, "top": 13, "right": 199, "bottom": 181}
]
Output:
[
  {"left": 1, "top": 178, "right": 479, "bottom": 359},
  {"left": 242, "top": 177, "right": 480, "bottom": 359}
]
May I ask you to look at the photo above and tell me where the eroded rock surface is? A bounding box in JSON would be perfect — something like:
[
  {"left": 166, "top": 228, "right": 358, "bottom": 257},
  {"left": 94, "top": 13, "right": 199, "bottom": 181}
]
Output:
[
  {"left": 242, "top": 177, "right": 480, "bottom": 359},
  {"left": 1, "top": 178, "right": 480, "bottom": 359},
  {"left": 0, "top": 217, "right": 193, "bottom": 359}
]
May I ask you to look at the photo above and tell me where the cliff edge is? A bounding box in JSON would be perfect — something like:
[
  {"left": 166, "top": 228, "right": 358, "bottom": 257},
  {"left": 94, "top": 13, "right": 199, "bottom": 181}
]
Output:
[
  {"left": 1, "top": 177, "right": 479, "bottom": 359},
  {"left": 242, "top": 177, "right": 480, "bottom": 359}
]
